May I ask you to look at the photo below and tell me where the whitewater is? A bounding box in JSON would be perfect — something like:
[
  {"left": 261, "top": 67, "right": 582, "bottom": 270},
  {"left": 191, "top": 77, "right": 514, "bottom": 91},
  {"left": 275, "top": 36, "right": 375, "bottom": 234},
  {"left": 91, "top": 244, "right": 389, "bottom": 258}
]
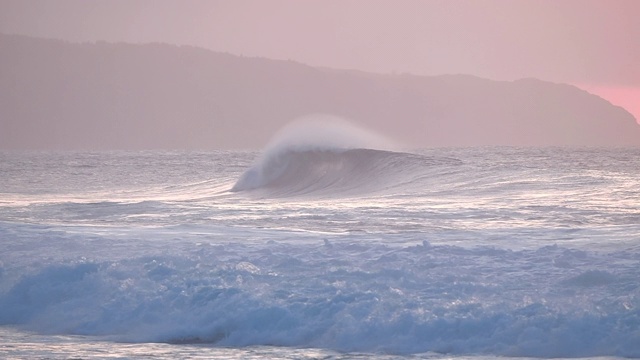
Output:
[{"left": 1, "top": 124, "right": 639, "bottom": 359}]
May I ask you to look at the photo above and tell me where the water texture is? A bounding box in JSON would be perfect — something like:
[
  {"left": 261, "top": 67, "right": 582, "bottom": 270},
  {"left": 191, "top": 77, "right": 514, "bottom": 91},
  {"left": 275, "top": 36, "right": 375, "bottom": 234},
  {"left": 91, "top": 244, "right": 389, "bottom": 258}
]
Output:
[{"left": 0, "top": 146, "right": 639, "bottom": 358}]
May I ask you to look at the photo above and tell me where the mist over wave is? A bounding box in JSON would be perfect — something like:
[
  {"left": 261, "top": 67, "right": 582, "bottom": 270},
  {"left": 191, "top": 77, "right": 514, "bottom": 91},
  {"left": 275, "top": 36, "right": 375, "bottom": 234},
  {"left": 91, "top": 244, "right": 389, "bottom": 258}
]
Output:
[{"left": 232, "top": 115, "right": 458, "bottom": 197}]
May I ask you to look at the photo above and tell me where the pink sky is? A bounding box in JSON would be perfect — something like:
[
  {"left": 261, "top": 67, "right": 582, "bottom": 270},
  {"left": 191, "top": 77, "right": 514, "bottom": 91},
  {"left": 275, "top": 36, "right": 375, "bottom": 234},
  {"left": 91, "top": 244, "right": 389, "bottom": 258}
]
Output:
[
  {"left": 575, "top": 85, "right": 640, "bottom": 125},
  {"left": 1, "top": 0, "right": 638, "bottom": 122}
]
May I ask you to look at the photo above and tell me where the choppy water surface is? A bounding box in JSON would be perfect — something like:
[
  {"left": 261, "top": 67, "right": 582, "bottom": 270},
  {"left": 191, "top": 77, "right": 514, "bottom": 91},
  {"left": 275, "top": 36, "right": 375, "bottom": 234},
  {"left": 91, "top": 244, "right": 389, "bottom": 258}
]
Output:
[{"left": 0, "top": 147, "right": 639, "bottom": 359}]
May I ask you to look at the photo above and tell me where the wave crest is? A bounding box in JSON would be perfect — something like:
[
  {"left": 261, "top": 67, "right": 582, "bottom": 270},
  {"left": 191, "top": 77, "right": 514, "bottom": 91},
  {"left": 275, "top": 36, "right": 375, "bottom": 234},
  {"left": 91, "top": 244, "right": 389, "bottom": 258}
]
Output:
[
  {"left": 231, "top": 148, "right": 455, "bottom": 197},
  {"left": 231, "top": 116, "right": 459, "bottom": 197}
]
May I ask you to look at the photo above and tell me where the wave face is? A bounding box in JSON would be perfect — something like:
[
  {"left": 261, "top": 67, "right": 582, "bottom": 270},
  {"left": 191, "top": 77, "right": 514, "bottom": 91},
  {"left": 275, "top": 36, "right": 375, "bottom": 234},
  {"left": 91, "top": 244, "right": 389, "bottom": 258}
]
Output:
[
  {"left": 232, "top": 148, "right": 454, "bottom": 197},
  {"left": 232, "top": 116, "right": 458, "bottom": 197}
]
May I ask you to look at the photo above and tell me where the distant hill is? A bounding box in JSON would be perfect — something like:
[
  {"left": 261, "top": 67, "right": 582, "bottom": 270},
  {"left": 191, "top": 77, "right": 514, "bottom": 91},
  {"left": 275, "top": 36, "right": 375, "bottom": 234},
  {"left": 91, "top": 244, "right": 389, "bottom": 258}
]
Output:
[{"left": 1, "top": 33, "right": 639, "bottom": 149}]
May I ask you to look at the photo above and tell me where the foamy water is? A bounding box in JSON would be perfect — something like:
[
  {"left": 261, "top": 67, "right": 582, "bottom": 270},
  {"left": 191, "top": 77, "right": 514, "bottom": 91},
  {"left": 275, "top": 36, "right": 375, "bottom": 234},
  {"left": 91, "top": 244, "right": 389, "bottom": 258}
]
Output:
[{"left": 0, "top": 145, "right": 639, "bottom": 359}]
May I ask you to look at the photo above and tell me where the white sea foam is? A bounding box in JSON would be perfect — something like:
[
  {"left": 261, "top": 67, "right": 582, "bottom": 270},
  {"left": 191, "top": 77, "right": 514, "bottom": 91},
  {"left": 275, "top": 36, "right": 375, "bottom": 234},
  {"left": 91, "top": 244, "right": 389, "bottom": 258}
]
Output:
[{"left": 0, "top": 222, "right": 639, "bottom": 357}]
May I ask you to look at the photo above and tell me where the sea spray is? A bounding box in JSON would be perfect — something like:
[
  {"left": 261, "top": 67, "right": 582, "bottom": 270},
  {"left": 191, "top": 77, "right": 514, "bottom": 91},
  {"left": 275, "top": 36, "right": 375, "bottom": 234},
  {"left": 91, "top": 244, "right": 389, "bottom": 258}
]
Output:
[
  {"left": 259, "top": 114, "right": 397, "bottom": 156},
  {"left": 231, "top": 115, "right": 455, "bottom": 196}
]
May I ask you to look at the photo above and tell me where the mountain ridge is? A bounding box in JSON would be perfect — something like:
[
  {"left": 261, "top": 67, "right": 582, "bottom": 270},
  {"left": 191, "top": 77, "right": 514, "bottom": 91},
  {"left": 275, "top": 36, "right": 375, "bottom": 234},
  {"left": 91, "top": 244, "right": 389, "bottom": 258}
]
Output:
[{"left": 1, "top": 33, "right": 638, "bottom": 150}]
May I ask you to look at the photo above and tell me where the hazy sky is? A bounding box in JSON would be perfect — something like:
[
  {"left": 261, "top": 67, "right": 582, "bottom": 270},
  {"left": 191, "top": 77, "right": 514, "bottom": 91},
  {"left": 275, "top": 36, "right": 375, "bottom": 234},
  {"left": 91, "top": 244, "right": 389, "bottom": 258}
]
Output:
[{"left": 1, "top": 0, "right": 638, "bottom": 120}]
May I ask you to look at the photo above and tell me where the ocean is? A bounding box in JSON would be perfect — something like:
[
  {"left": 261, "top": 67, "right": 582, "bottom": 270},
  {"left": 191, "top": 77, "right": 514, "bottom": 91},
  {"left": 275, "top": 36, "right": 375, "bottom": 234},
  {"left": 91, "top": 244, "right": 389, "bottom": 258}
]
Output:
[{"left": 1, "top": 144, "right": 639, "bottom": 359}]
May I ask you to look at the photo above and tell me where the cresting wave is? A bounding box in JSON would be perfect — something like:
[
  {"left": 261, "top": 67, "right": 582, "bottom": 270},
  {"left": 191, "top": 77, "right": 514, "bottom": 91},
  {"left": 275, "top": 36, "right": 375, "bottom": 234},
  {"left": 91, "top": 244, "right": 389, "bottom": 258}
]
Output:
[
  {"left": 231, "top": 116, "right": 460, "bottom": 197},
  {"left": 231, "top": 148, "right": 457, "bottom": 197}
]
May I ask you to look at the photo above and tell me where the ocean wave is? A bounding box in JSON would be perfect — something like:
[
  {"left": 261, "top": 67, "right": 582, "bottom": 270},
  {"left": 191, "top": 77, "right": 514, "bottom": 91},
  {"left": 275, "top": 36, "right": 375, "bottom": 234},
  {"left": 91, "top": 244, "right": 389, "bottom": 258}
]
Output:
[
  {"left": 3, "top": 145, "right": 640, "bottom": 358},
  {"left": 231, "top": 148, "right": 458, "bottom": 197},
  {"left": 0, "top": 239, "right": 638, "bottom": 357},
  {"left": 231, "top": 115, "right": 462, "bottom": 197}
]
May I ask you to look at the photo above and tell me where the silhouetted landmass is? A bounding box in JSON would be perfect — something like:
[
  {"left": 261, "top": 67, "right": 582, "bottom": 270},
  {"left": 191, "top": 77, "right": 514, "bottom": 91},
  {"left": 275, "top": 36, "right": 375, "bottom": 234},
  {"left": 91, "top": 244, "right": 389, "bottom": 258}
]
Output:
[{"left": 1, "top": 33, "right": 639, "bottom": 149}]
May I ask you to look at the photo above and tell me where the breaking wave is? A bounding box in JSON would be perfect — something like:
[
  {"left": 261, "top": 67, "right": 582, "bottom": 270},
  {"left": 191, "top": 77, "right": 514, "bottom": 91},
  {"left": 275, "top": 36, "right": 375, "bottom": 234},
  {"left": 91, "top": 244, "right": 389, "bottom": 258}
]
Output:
[
  {"left": 231, "top": 116, "right": 458, "bottom": 197},
  {"left": 232, "top": 148, "right": 452, "bottom": 197},
  {"left": 1, "top": 228, "right": 638, "bottom": 357}
]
